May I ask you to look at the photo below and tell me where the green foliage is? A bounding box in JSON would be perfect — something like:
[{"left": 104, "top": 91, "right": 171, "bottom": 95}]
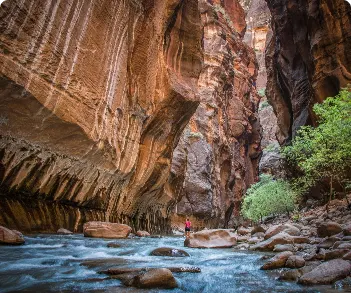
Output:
[
  {"left": 241, "top": 174, "right": 297, "bottom": 222},
  {"left": 283, "top": 88, "right": 351, "bottom": 195}
]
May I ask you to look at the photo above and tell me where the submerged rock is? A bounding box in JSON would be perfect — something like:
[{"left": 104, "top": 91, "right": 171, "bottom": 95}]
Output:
[
  {"left": 107, "top": 242, "right": 122, "bottom": 248},
  {"left": 0, "top": 226, "right": 25, "bottom": 245},
  {"left": 83, "top": 221, "right": 132, "bottom": 239},
  {"left": 184, "top": 229, "right": 237, "bottom": 248},
  {"left": 150, "top": 247, "right": 189, "bottom": 257},
  {"left": 299, "top": 259, "right": 351, "bottom": 285}
]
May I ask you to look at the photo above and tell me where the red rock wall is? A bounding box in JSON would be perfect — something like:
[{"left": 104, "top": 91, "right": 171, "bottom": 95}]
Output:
[
  {"left": 167, "top": 0, "right": 260, "bottom": 230},
  {"left": 265, "top": 0, "right": 351, "bottom": 144},
  {"left": 0, "top": 0, "right": 203, "bottom": 233}
]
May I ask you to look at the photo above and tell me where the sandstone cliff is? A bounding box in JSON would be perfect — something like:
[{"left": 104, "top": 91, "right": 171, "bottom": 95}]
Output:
[
  {"left": 167, "top": 0, "right": 260, "bottom": 230},
  {"left": 265, "top": 0, "right": 351, "bottom": 144},
  {"left": 0, "top": 0, "right": 203, "bottom": 233}
]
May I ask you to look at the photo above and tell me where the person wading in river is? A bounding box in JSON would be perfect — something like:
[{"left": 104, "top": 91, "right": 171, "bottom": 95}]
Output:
[{"left": 185, "top": 218, "right": 191, "bottom": 238}]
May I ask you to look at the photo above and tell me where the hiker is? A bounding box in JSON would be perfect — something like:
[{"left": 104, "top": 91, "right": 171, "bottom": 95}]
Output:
[{"left": 185, "top": 218, "right": 191, "bottom": 238}]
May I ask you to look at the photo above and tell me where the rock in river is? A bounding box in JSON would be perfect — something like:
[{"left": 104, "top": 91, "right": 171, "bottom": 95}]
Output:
[
  {"left": 0, "top": 226, "right": 25, "bottom": 245},
  {"left": 83, "top": 221, "right": 132, "bottom": 239},
  {"left": 184, "top": 229, "right": 237, "bottom": 248},
  {"left": 151, "top": 247, "right": 189, "bottom": 257}
]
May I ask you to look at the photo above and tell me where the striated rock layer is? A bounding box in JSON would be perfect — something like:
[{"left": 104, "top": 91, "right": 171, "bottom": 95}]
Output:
[
  {"left": 265, "top": 0, "right": 351, "bottom": 144},
  {"left": 167, "top": 0, "right": 260, "bottom": 230},
  {"left": 0, "top": 0, "right": 203, "bottom": 233}
]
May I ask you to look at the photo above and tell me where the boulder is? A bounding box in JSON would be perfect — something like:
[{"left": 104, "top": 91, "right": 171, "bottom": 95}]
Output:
[
  {"left": 136, "top": 230, "right": 150, "bottom": 237},
  {"left": 273, "top": 244, "right": 296, "bottom": 252},
  {"left": 343, "top": 251, "right": 351, "bottom": 260},
  {"left": 344, "top": 223, "right": 351, "bottom": 236},
  {"left": 337, "top": 242, "right": 351, "bottom": 250},
  {"left": 279, "top": 269, "right": 302, "bottom": 281},
  {"left": 83, "top": 221, "right": 132, "bottom": 239},
  {"left": 150, "top": 247, "right": 189, "bottom": 257},
  {"left": 318, "top": 236, "right": 341, "bottom": 249},
  {"left": 234, "top": 243, "right": 250, "bottom": 250},
  {"left": 252, "top": 232, "right": 265, "bottom": 239},
  {"left": 248, "top": 237, "right": 262, "bottom": 244},
  {"left": 237, "top": 235, "right": 249, "bottom": 242},
  {"left": 237, "top": 227, "right": 251, "bottom": 235},
  {"left": 0, "top": 226, "right": 25, "bottom": 245},
  {"left": 264, "top": 224, "right": 301, "bottom": 240},
  {"left": 285, "top": 255, "right": 305, "bottom": 268},
  {"left": 132, "top": 268, "right": 177, "bottom": 289},
  {"left": 317, "top": 222, "right": 342, "bottom": 238},
  {"left": 299, "top": 259, "right": 351, "bottom": 285},
  {"left": 250, "top": 232, "right": 309, "bottom": 251},
  {"left": 251, "top": 225, "right": 266, "bottom": 235},
  {"left": 324, "top": 249, "right": 350, "bottom": 261},
  {"left": 184, "top": 229, "right": 236, "bottom": 248},
  {"left": 57, "top": 228, "right": 73, "bottom": 235},
  {"left": 261, "top": 251, "right": 293, "bottom": 270}
]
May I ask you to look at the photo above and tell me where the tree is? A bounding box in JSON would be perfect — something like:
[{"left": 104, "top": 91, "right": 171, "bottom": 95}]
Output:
[
  {"left": 241, "top": 174, "right": 297, "bottom": 222},
  {"left": 283, "top": 88, "right": 351, "bottom": 206}
]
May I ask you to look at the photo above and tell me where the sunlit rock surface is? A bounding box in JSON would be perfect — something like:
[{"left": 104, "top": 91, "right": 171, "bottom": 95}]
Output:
[
  {"left": 265, "top": 0, "right": 351, "bottom": 144},
  {"left": 167, "top": 0, "right": 260, "bottom": 230},
  {"left": 0, "top": 0, "right": 203, "bottom": 233}
]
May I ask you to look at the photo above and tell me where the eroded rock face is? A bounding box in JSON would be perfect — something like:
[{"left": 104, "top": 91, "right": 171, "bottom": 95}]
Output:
[
  {"left": 0, "top": 0, "right": 203, "bottom": 233},
  {"left": 265, "top": 0, "right": 351, "bottom": 144},
  {"left": 167, "top": 0, "right": 260, "bottom": 230}
]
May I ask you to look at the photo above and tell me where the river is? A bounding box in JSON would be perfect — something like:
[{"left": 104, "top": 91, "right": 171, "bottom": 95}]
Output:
[{"left": 0, "top": 234, "right": 349, "bottom": 292}]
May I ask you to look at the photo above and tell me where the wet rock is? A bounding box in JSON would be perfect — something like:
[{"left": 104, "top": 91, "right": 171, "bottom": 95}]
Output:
[
  {"left": 80, "top": 258, "right": 128, "bottom": 269},
  {"left": 251, "top": 225, "right": 266, "bottom": 235},
  {"left": 107, "top": 242, "right": 122, "bottom": 248},
  {"left": 273, "top": 244, "right": 295, "bottom": 252},
  {"left": 57, "top": 228, "right": 73, "bottom": 235},
  {"left": 132, "top": 268, "right": 177, "bottom": 289},
  {"left": 235, "top": 243, "right": 250, "bottom": 250},
  {"left": 102, "top": 266, "right": 201, "bottom": 275},
  {"left": 285, "top": 255, "right": 305, "bottom": 268},
  {"left": 279, "top": 269, "right": 302, "bottom": 281},
  {"left": 150, "top": 247, "right": 189, "bottom": 257},
  {"left": 237, "top": 227, "right": 251, "bottom": 235},
  {"left": 83, "top": 221, "right": 132, "bottom": 239},
  {"left": 184, "top": 229, "right": 237, "bottom": 248},
  {"left": 136, "top": 231, "right": 150, "bottom": 237},
  {"left": 264, "top": 224, "right": 300, "bottom": 239},
  {"left": 317, "top": 222, "right": 342, "bottom": 238},
  {"left": 250, "top": 232, "right": 309, "bottom": 251},
  {"left": 299, "top": 259, "right": 351, "bottom": 285},
  {"left": 261, "top": 251, "right": 293, "bottom": 270},
  {"left": 0, "top": 226, "right": 25, "bottom": 245}
]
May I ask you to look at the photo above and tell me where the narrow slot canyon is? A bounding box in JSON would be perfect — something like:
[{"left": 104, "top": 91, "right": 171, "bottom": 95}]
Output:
[{"left": 0, "top": 0, "right": 350, "bottom": 292}]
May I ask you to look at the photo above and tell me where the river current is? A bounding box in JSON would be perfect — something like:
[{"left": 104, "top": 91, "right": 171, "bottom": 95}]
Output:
[{"left": 0, "top": 234, "right": 349, "bottom": 292}]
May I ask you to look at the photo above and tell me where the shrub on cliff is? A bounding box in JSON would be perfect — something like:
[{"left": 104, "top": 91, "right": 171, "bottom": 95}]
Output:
[
  {"left": 241, "top": 174, "right": 297, "bottom": 222},
  {"left": 283, "top": 88, "right": 351, "bottom": 201}
]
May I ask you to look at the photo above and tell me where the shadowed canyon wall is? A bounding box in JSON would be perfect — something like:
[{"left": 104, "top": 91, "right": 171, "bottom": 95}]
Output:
[
  {"left": 0, "top": 0, "right": 204, "bottom": 233},
  {"left": 265, "top": 0, "right": 351, "bottom": 144},
  {"left": 167, "top": 0, "right": 261, "bottom": 230}
]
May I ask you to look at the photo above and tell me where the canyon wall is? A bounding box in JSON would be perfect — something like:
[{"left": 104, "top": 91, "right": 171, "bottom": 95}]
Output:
[
  {"left": 265, "top": 0, "right": 351, "bottom": 144},
  {"left": 0, "top": 0, "right": 204, "bottom": 233},
  {"left": 167, "top": 0, "right": 260, "bottom": 230}
]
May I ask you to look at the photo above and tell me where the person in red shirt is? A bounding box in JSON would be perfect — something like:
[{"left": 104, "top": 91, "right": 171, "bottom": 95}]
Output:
[{"left": 185, "top": 218, "right": 191, "bottom": 238}]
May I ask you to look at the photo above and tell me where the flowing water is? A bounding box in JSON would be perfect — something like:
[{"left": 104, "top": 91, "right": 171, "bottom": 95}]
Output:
[{"left": 0, "top": 234, "right": 350, "bottom": 293}]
